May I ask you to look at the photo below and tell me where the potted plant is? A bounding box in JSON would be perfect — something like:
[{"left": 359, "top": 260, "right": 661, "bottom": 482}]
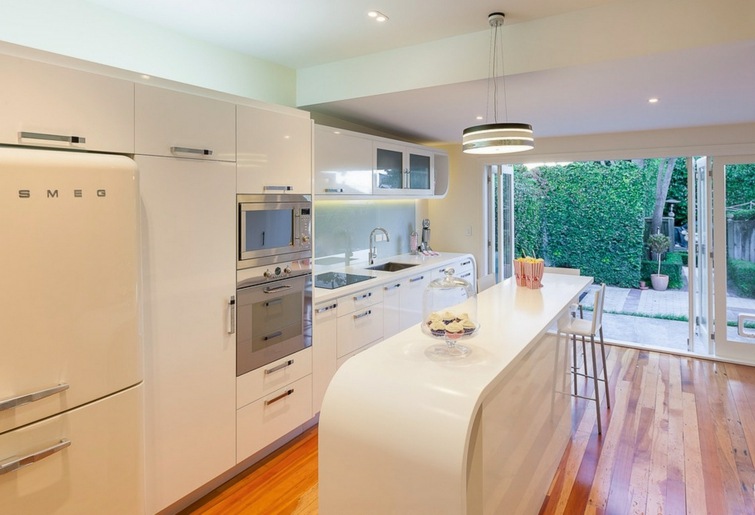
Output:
[{"left": 647, "top": 232, "right": 671, "bottom": 291}]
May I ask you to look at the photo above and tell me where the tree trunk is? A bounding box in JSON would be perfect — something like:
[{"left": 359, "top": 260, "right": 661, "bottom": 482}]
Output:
[{"left": 650, "top": 158, "right": 676, "bottom": 235}]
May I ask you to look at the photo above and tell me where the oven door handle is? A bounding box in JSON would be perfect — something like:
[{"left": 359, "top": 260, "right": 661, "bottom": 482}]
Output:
[{"left": 264, "top": 284, "right": 292, "bottom": 294}]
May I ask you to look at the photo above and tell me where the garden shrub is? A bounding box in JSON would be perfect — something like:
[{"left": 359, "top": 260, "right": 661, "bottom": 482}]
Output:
[
  {"left": 728, "top": 258, "right": 755, "bottom": 298},
  {"left": 538, "top": 162, "right": 645, "bottom": 287}
]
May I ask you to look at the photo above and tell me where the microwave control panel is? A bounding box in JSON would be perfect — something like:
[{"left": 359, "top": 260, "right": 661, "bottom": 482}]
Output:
[{"left": 298, "top": 207, "right": 312, "bottom": 246}]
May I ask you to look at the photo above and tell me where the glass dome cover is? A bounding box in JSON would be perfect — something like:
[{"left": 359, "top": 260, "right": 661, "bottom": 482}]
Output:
[{"left": 422, "top": 268, "right": 478, "bottom": 358}]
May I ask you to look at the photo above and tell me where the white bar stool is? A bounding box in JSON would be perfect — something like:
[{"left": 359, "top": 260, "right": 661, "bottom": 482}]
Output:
[{"left": 558, "top": 283, "right": 610, "bottom": 434}]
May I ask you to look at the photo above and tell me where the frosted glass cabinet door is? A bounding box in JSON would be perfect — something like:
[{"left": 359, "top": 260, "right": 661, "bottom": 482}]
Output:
[{"left": 373, "top": 142, "right": 433, "bottom": 195}]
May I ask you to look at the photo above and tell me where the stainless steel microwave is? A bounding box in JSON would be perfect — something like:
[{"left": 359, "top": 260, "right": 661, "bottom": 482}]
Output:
[{"left": 237, "top": 194, "right": 312, "bottom": 269}]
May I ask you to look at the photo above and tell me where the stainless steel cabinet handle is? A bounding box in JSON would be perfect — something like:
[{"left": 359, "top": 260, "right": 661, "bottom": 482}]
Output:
[
  {"left": 264, "top": 284, "right": 292, "bottom": 294},
  {"left": 384, "top": 283, "right": 401, "bottom": 291},
  {"left": 409, "top": 275, "right": 425, "bottom": 283},
  {"left": 265, "top": 359, "right": 294, "bottom": 375},
  {"left": 228, "top": 296, "right": 236, "bottom": 335},
  {"left": 263, "top": 331, "right": 283, "bottom": 341},
  {"left": 265, "top": 389, "right": 294, "bottom": 406},
  {"left": 324, "top": 188, "right": 344, "bottom": 193},
  {"left": 354, "top": 292, "right": 372, "bottom": 301},
  {"left": 353, "top": 309, "right": 372, "bottom": 320},
  {"left": 263, "top": 185, "right": 293, "bottom": 192},
  {"left": 170, "top": 146, "right": 213, "bottom": 156},
  {"left": 315, "top": 303, "right": 337, "bottom": 313},
  {"left": 19, "top": 131, "right": 86, "bottom": 144},
  {"left": 0, "top": 384, "right": 69, "bottom": 412},
  {"left": 0, "top": 439, "right": 71, "bottom": 476}
]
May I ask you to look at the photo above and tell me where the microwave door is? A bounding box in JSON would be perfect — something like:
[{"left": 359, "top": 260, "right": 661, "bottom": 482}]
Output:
[{"left": 242, "top": 208, "right": 294, "bottom": 253}]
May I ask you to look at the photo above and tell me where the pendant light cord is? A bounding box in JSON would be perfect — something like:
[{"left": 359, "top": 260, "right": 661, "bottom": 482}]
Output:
[{"left": 486, "top": 14, "right": 508, "bottom": 124}]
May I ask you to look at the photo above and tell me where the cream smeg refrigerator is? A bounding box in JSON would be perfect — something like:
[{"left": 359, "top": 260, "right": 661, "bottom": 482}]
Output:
[{"left": 0, "top": 147, "right": 144, "bottom": 513}]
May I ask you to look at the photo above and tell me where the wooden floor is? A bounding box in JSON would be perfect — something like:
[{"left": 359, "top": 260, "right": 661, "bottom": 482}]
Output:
[{"left": 182, "top": 346, "right": 755, "bottom": 515}]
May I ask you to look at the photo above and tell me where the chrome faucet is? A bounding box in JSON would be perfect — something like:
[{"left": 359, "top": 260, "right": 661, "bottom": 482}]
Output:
[{"left": 369, "top": 227, "right": 390, "bottom": 265}]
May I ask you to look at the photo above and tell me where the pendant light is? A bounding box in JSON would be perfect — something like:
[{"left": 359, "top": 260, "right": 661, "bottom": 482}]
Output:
[{"left": 462, "top": 12, "right": 534, "bottom": 154}]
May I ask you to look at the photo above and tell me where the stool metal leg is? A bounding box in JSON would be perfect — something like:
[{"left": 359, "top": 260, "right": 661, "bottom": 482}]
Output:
[
  {"left": 588, "top": 334, "right": 603, "bottom": 435},
  {"left": 599, "top": 327, "right": 610, "bottom": 409}
]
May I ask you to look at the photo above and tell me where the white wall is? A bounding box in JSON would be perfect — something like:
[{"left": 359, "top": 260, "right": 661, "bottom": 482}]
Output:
[{"left": 0, "top": 0, "right": 296, "bottom": 106}]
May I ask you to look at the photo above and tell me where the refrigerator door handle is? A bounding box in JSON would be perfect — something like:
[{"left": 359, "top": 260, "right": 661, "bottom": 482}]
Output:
[
  {"left": 0, "top": 439, "right": 71, "bottom": 475},
  {"left": 0, "top": 383, "right": 69, "bottom": 412}
]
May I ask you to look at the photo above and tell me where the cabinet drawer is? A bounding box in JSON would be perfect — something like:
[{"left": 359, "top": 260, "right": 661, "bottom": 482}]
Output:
[
  {"left": 237, "top": 375, "right": 312, "bottom": 460},
  {"left": 336, "top": 303, "right": 384, "bottom": 358},
  {"left": 0, "top": 54, "right": 134, "bottom": 153},
  {"left": 337, "top": 286, "right": 383, "bottom": 316},
  {"left": 237, "top": 347, "right": 312, "bottom": 409},
  {"left": 135, "top": 84, "right": 236, "bottom": 161}
]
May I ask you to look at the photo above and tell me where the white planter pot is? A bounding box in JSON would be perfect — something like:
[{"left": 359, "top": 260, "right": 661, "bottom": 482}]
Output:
[{"left": 651, "top": 274, "right": 669, "bottom": 291}]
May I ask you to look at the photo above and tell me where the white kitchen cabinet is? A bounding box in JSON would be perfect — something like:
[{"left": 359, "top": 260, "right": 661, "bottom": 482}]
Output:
[
  {"left": 314, "top": 125, "right": 373, "bottom": 195},
  {"left": 383, "top": 269, "right": 433, "bottom": 339},
  {"left": 237, "top": 105, "right": 313, "bottom": 194},
  {"left": 135, "top": 84, "right": 236, "bottom": 161},
  {"left": 374, "top": 141, "right": 434, "bottom": 195},
  {"left": 237, "top": 375, "right": 312, "bottom": 459},
  {"left": 138, "top": 155, "right": 237, "bottom": 513},
  {"left": 398, "top": 269, "right": 432, "bottom": 332},
  {"left": 313, "top": 300, "right": 338, "bottom": 413},
  {"left": 236, "top": 348, "right": 313, "bottom": 460},
  {"left": 438, "top": 257, "right": 476, "bottom": 289},
  {"left": 382, "top": 280, "right": 402, "bottom": 339},
  {"left": 336, "top": 287, "right": 384, "bottom": 358},
  {"left": 0, "top": 54, "right": 134, "bottom": 154}
]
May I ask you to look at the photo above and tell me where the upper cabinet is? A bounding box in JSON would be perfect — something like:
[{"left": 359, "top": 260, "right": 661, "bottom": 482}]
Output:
[
  {"left": 237, "top": 105, "right": 313, "bottom": 194},
  {"left": 374, "top": 142, "right": 433, "bottom": 195},
  {"left": 135, "top": 84, "right": 236, "bottom": 161},
  {"left": 314, "top": 126, "right": 373, "bottom": 195},
  {"left": 313, "top": 124, "right": 448, "bottom": 199},
  {"left": 0, "top": 54, "right": 134, "bottom": 154}
]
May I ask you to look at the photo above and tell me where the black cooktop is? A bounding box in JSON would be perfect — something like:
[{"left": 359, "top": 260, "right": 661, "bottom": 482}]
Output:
[{"left": 315, "top": 272, "right": 374, "bottom": 290}]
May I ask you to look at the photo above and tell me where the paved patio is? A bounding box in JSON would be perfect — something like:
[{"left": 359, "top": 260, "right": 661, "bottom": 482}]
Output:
[{"left": 577, "top": 281, "right": 755, "bottom": 355}]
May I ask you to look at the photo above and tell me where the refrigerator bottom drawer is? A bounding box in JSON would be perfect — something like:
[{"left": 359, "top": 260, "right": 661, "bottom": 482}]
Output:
[{"left": 0, "top": 385, "right": 143, "bottom": 514}]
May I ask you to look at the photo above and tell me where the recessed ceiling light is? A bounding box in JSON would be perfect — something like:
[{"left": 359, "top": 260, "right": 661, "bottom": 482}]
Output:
[
  {"left": 476, "top": 115, "right": 484, "bottom": 121},
  {"left": 648, "top": 97, "right": 659, "bottom": 103},
  {"left": 368, "top": 10, "right": 388, "bottom": 22}
]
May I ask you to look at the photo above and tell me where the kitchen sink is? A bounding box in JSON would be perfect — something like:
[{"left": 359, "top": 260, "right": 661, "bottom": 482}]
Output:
[{"left": 366, "top": 262, "right": 419, "bottom": 272}]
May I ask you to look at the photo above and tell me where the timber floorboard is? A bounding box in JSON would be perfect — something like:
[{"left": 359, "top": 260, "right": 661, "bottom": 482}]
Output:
[{"left": 182, "top": 346, "right": 755, "bottom": 514}]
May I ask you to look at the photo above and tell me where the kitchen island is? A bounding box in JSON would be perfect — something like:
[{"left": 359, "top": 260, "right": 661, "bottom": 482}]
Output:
[{"left": 318, "top": 272, "right": 592, "bottom": 514}]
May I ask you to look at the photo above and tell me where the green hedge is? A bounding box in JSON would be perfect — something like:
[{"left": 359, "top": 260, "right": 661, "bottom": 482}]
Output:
[
  {"left": 728, "top": 258, "right": 755, "bottom": 298},
  {"left": 538, "top": 162, "right": 645, "bottom": 287},
  {"left": 641, "top": 252, "right": 684, "bottom": 289}
]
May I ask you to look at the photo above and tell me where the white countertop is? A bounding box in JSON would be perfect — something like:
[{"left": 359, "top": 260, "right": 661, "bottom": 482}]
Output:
[
  {"left": 318, "top": 272, "right": 593, "bottom": 514},
  {"left": 312, "top": 251, "right": 473, "bottom": 303}
]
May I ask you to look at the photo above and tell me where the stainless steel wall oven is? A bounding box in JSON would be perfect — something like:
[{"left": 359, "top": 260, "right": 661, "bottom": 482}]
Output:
[{"left": 236, "top": 194, "right": 312, "bottom": 376}]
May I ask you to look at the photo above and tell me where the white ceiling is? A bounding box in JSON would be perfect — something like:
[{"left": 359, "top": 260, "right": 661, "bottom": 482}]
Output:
[{"left": 84, "top": 0, "right": 755, "bottom": 144}]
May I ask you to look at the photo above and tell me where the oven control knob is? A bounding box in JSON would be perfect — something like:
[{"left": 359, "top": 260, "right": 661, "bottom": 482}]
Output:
[
  {"left": 301, "top": 234, "right": 310, "bottom": 244},
  {"left": 263, "top": 269, "right": 274, "bottom": 278},
  {"left": 283, "top": 266, "right": 292, "bottom": 275}
]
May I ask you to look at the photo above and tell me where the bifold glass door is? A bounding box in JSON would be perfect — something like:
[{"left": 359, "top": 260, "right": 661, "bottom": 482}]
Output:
[
  {"left": 688, "top": 157, "right": 713, "bottom": 355},
  {"left": 712, "top": 156, "right": 755, "bottom": 364}
]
